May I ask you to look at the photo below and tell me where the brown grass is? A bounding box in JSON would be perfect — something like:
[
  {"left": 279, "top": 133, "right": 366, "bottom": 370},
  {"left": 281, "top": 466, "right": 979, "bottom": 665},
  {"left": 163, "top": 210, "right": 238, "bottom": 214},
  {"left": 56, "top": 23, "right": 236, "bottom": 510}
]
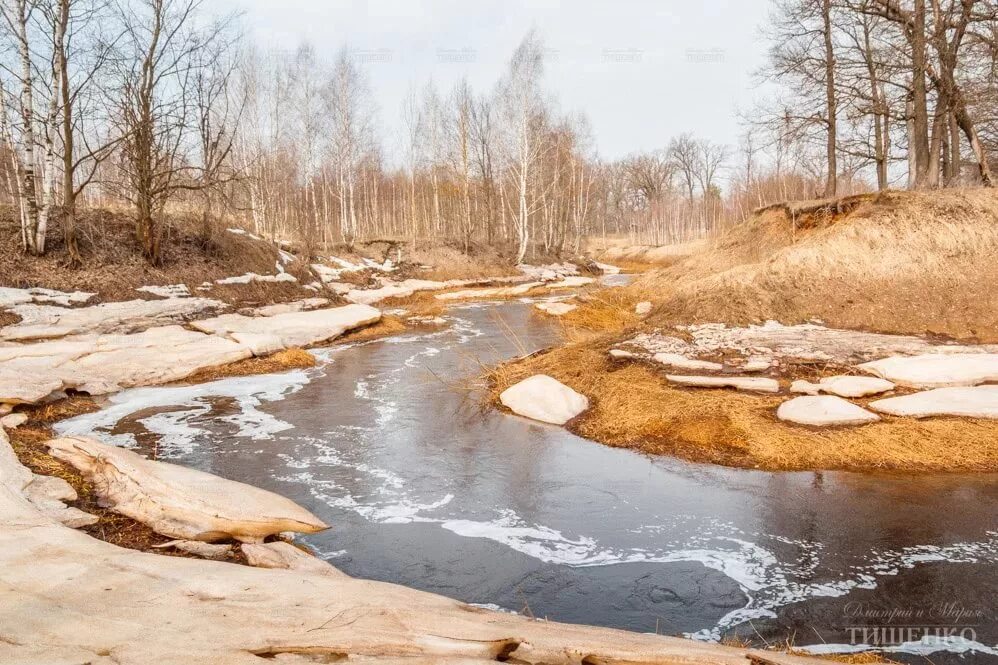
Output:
[
  {"left": 556, "top": 285, "right": 658, "bottom": 335},
  {"left": 409, "top": 244, "right": 516, "bottom": 281},
  {"left": 788, "top": 651, "right": 898, "bottom": 665},
  {"left": 0, "top": 204, "right": 322, "bottom": 308},
  {"left": 633, "top": 189, "right": 998, "bottom": 342},
  {"left": 334, "top": 315, "right": 408, "bottom": 344},
  {"left": 488, "top": 340, "right": 998, "bottom": 473},
  {"left": 185, "top": 348, "right": 316, "bottom": 382}
]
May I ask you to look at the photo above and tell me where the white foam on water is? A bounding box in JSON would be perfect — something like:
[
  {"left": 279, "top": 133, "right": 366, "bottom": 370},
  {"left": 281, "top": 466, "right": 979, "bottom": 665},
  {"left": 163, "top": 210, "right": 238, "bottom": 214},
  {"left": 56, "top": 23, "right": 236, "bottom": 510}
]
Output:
[
  {"left": 54, "top": 369, "right": 312, "bottom": 455},
  {"left": 799, "top": 636, "right": 998, "bottom": 657}
]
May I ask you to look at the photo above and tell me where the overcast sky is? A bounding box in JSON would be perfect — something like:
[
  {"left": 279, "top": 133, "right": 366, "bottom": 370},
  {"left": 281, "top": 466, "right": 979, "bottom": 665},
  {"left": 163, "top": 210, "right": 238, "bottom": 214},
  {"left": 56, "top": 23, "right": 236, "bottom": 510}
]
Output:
[{"left": 220, "top": 0, "right": 773, "bottom": 162}]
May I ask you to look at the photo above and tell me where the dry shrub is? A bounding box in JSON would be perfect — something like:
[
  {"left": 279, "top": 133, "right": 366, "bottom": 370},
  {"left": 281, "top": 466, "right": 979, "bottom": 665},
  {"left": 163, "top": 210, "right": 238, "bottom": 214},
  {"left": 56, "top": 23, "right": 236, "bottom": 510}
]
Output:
[
  {"left": 489, "top": 341, "right": 998, "bottom": 473},
  {"left": 186, "top": 347, "right": 316, "bottom": 382}
]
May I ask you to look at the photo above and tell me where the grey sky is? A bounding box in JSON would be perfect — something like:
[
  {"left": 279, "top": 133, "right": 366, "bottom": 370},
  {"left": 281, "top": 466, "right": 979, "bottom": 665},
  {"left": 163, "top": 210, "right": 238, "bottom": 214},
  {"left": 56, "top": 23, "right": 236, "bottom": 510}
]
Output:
[{"left": 221, "top": 0, "right": 773, "bottom": 161}]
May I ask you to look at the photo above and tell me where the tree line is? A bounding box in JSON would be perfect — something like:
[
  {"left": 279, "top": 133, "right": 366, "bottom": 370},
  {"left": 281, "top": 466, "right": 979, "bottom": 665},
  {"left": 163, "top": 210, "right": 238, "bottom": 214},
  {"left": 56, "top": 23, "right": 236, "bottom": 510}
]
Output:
[{"left": 2, "top": 0, "right": 996, "bottom": 265}]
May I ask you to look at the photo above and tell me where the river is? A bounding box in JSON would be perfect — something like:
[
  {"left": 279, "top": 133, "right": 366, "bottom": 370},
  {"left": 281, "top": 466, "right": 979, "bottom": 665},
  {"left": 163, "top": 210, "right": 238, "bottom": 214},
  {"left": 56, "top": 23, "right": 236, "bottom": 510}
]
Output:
[{"left": 55, "top": 293, "right": 998, "bottom": 663}]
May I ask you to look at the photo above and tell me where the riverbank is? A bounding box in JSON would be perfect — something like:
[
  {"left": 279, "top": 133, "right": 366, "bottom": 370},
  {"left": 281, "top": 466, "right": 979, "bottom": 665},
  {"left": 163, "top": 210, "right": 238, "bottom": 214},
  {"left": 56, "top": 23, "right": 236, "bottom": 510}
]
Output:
[
  {"left": 1, "top": 425, "right": 840, "bottom": 664},
  {"left": 0, "top": 283, "right": 847, "bottom": 663},
  {"left": 488, "top": 190, "right": 998, "bottom": 473}
]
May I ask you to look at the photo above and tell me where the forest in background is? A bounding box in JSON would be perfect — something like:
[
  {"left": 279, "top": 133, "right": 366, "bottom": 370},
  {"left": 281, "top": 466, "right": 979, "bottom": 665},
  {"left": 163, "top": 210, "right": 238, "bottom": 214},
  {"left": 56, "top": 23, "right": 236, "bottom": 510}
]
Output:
[{"left": 2, "top": 0, "right": 997, "bottom": 266}]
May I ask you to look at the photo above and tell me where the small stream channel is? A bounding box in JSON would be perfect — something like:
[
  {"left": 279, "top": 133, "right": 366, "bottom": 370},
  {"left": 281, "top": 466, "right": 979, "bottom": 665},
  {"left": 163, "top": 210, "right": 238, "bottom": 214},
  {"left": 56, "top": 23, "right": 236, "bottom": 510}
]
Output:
[{"left": 56, "top": 289, "right": 998, "bottom": 663}]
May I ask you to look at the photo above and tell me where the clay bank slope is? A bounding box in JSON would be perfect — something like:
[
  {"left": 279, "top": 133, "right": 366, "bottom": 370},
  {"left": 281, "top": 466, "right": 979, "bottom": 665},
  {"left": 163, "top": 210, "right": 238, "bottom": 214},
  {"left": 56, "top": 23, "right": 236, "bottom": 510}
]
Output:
[
  {"left": 639, "top": 189, "right": 998, "bottom": 341},
  {"left": 491, "top": 190, "right": 998, "bottom": 473}
]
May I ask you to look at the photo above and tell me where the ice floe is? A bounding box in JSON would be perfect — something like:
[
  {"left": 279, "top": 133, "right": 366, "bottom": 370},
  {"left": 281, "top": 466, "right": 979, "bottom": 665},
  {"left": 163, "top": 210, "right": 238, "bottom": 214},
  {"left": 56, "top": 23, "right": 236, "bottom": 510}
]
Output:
[
  {"left": 499, "top": 374, "right": 589, "bottom": 425},
  {"left": 136, "top": 284, "right": 190, "bottom": 299},
  {"left": 0, "top": 286, "right": 95, "bottom": 308},
  {"left": 869, "top": 385, "right": 998, "bottom": 419},
  {"left": 790, "top": 375, "right": 894, "bottom": 398},
  {"left": 860, "top": 352, "right": 998, "bottom": 388},
  {"left": 1, "top": 297, "right": 224, "bottom": 340},
  {"left": 776, "top": 395, "right": 880, "bottom": 427}
]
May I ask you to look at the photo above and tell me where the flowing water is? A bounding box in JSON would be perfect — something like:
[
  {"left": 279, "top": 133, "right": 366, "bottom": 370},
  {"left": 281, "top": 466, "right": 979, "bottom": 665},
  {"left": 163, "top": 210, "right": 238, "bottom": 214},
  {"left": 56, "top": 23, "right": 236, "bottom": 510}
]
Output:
[{"left": 57, "top": 292, "right": 998, "bottom": 663}]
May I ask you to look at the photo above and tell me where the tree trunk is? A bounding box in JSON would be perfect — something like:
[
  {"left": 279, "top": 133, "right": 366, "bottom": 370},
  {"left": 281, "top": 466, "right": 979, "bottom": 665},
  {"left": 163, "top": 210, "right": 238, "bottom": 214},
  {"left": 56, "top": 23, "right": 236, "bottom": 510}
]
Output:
[
  {"left": 822, "top": 0, "right": 837, "bottom": 197},
  {"left": 910, "top": 0, "right": 932, "bottom": 188}
]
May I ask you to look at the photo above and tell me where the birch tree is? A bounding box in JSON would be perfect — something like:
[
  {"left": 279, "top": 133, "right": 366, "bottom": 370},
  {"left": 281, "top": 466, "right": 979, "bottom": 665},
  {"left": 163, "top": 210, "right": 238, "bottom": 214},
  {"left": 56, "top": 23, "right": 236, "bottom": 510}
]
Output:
[{"left": 498, "top": 29, "right": 546, "bottom": 263}]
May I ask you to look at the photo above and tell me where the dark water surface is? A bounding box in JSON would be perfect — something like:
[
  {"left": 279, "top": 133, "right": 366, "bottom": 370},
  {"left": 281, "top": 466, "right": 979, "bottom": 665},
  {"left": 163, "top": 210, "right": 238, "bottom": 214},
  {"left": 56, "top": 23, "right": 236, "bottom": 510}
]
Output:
[{"left": 57, "top": 296, "right": 998, "bottom": 662}]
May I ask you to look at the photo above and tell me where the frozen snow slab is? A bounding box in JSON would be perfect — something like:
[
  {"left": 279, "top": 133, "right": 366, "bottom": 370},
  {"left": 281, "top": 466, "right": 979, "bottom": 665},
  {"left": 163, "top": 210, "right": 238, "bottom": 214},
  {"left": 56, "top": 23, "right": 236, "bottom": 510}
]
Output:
[
  {"left": 652, "top": 353, "right": 723, "bottom": 372},
  {"left": 1, "top": 430, "right": 96, "bottom": 528},
  {"left": 0, "top": 461, "right": 824, "bottom": 665},
  {"left": 535, "top": 301, "right": 577, "bottom": 316},
  {"left": 626, "top": 323, "right": 998, "bottom": 365},
  {"left": 1, "top": 297, "right": 224, "bottom": 340},
  {"left": 247, "top": 297, "right": 329, "bottom": 317},
  {"left": 500, "top": 374, "right": 589, "bottom": 425},
  {"left": 859, "top": 353, "right": 998, "bottom": 388},
  {"left": 437, "top": 282, "right": 544, "bottom": 300},
  {"left": 0, "top": 325, "right": 252, "bottom": 403},
  {"left": 214, "top": 272, "right": 297, "bottom": 285},
  {"left": 869, "top": 386, "right": 998, "bottom": 419},
  {"left": 0, "top": 286, "right": 95, "bottom": 308},
  {"left": 665, "top": 375, "right": 780, "bottom": 393},
  {"left": 518, "top": 262, "right": 579, "bottom": 281},
  {"left": 242, "top": 541, "right": 347, "bottom": 577},
  {"left": 136, "top": 284, "right": 190, "bottom": 299},
  {"left": 46, "top": 436, "right": 329, "bottom": 542},
  {"left": 544, "top": 276, "right": 595, "bottom": 289},
  {"left": 790, "top": 375, "right": 894, "bottom": 398},
  {"left": 191, "top": 303, "right": 380, "bottom": 349},
  {"left": 777, "top": 396, "right": 880, "bottom": 427},
  {"left": 595, "top": 262, "right": 621, "bottom": 274},
  {"left": 635, "top": 301, "right": 652, "bottom": 316}
]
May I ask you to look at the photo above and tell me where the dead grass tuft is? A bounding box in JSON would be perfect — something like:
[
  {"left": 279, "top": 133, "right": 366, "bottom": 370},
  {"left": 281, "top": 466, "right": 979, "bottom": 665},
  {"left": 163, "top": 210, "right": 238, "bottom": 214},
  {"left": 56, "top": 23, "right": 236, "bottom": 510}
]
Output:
[
  {"left": 488, "top": 341, "right": 998, "bottom": 473},
  {"left": 790, "top": 652, "right": 898, "bottom": 665},
  {"left": 557, "top": 285, "right": 658, "bottom": 335},
  {"left": 335, "top": 315, "right": 408, "bottom": 344},
  {"left": 16, "top": 394, "right": 101, "bottom": 425},
  {"left": 186, "top": 348, "right": 317, "bottom": 382}
]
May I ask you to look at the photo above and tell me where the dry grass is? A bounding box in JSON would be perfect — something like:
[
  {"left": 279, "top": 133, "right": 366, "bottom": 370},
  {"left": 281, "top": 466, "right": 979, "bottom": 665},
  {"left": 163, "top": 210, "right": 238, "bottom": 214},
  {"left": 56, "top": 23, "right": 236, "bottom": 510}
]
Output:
[
  {"left": 0, "top": 204, "right": 322, "bottom": 308},
  {"left": 632, "top": 189, "right": 998, "bottom": 342},
  {"left": 334, "top": 314, "right": 408, "bottom": 344},
  {"left": 410, "top": 244, "right": 516, "bottom": 281},
  {"left": 556, "top": 285, "right": 658, "bottom": 335},
  {"left": 185, "top": 348, "right": 316, "bottom": 383},
  {"left": 488, "top": 340, "right": 998, "bottom": 473},
  {"left": 788, "top": 651, "right": 898, "bottom": 664},
  {"left": 376, "top": 290, "right": 447, "bottom": 315}
]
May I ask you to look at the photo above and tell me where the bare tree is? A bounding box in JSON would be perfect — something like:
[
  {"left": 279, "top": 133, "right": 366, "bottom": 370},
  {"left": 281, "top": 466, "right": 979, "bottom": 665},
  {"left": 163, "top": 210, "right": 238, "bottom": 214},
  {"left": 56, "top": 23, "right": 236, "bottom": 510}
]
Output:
[
  {"left": 1, "top": 0, "right": 48, "bottom": 254},
  {"left": 498, "top": 29, "right": 547, "bottom": 264},
  {"left": 112, "top": 0, "right": 236, "bottom": 263}
]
